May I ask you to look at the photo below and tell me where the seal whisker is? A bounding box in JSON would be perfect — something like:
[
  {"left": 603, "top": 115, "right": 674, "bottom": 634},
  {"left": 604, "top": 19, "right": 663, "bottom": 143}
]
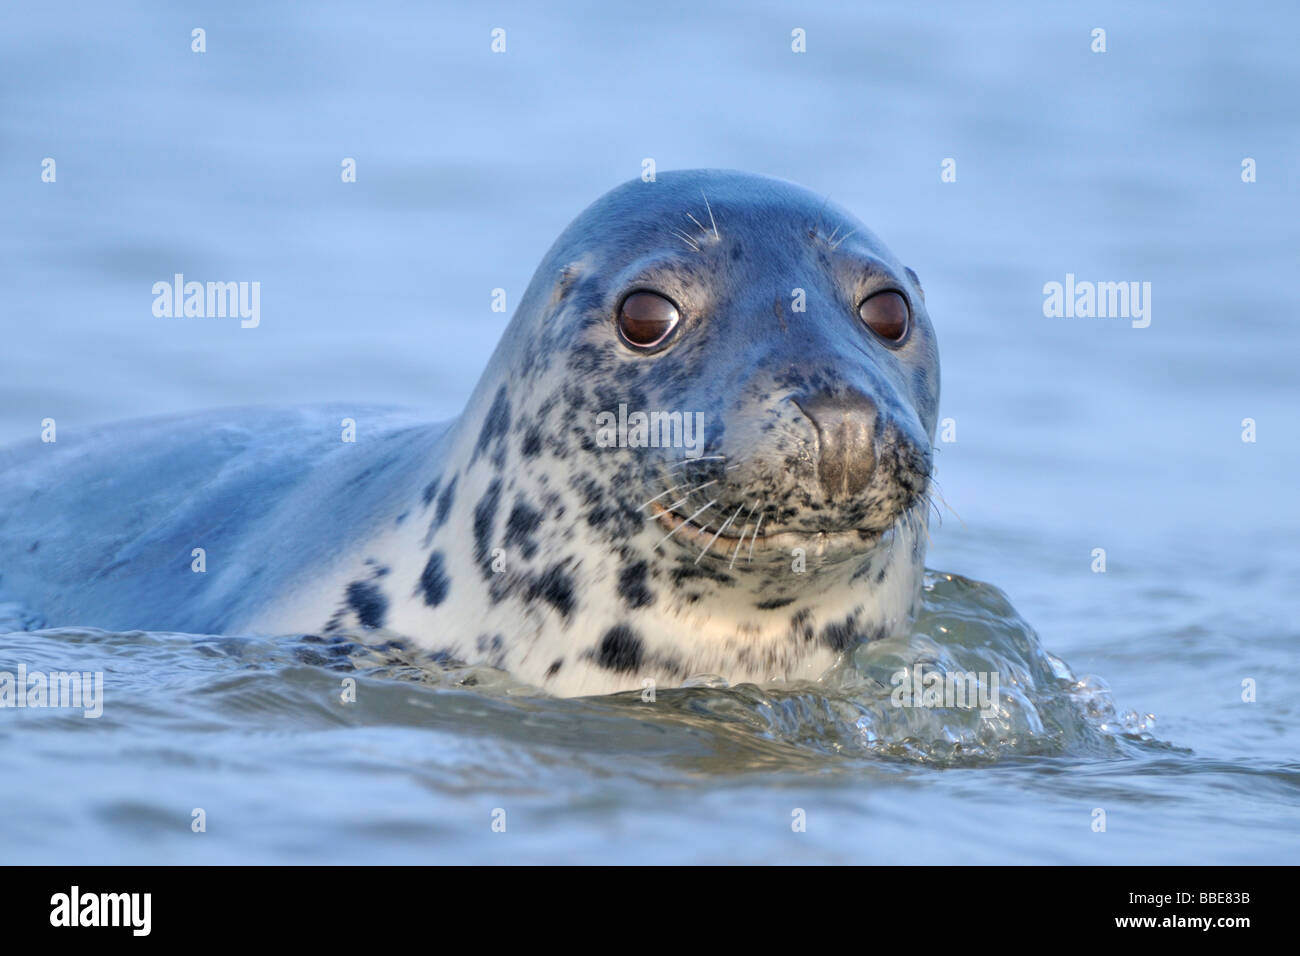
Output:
[
  {"left": 728, "top": 500, "right": 761, "bottom": 570},
  {"left": 670, "top": 228, "right": 701, "bottom": 252},
  {"left": 700, "top": 189, "right": 719, "bottom": 240},
  {"left": 830, "top": 228, "right": 858, "bottom": 250},
  {"left": 685, "top": 212, "right": 709, "bottom": 237},
  {"left": 655, "top": 498, "right": 718, "bottom": 547},
  {"left": 925, "top": 491, "right": 943, "bottom": 528},
  {"left": 667, "top": 455, "right": 727, "bottom": 471},
  {"left": 637, "top": 481, "right": 692, "bottom": 511},
  {"left": 927, "top": 480, "right": 967, "bottom": 530},
  {"left": 667, "top": 461, "right": 741, "bottom": 479},
  {"left": 811, "top": 194, "right": 832, "bottom": 241},
  {"left": 695, "top": 503, "right": 744, "bottom": 565},
  {"left": 648, "top": 479, "right": 718, "bottom": 519},
  {"left": 728, "top": 530, "right": 747, "bottom": 568},
  {"left": 747, "top": 509, "right": 765, "bottom": 563},
  {"left": 902, "top": 503, "right": 918, "bottom": 547}
]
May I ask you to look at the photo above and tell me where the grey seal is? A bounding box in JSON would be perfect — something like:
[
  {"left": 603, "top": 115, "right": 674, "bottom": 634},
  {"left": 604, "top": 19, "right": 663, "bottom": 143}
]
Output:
[{"left": 0, "top": 169, "right": 939, "bottom": 697}]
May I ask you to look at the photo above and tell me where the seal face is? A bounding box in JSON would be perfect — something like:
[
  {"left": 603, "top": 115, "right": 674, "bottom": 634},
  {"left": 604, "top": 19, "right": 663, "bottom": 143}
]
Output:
[
  {"left": 263, "top": 169, "right": 940, "bottom": 695},
  {"left": 0, "top": 169, "right": 939, "bottom": 699}
]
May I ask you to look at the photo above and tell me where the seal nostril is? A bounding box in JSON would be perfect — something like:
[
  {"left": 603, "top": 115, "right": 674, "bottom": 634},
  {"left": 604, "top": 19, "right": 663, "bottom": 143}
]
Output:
[{"left": 795, "top": 389, "right": 878, "bottom": 500}]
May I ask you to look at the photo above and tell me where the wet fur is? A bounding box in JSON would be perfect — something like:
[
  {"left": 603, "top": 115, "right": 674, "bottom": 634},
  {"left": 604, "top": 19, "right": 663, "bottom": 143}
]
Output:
[
  {"left": 0, "top": 170, "right": 940, "bottom": 698},
  {"left": 258, "top": 170, "right": 940, "bottom": 695}
]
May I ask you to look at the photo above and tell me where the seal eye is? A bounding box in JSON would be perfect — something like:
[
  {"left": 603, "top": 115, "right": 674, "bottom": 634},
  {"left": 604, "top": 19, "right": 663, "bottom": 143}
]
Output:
[
  {"left": 617, "top": 291, "right": 680, "bottom": 349},
  {"left": 858, "top": 290, "right": 910, "bottom": 344}
]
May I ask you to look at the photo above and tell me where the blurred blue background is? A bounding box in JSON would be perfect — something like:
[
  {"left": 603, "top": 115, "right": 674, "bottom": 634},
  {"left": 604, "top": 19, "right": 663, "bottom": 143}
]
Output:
[{"left": 2, "top": 0, "right": 1298, "bottom": 862}]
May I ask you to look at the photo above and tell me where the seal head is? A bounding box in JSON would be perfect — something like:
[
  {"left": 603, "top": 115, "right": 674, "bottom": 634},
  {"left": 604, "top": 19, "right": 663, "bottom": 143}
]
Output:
[{"left": 287, "top": 169, "right": 940, "bottom": 695}]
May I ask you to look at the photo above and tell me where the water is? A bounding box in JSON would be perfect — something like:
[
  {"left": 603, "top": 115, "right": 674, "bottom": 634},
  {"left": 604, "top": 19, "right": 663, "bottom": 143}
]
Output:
[{"left": 2, "top": 0, "right": 1298, "bottom": 863}]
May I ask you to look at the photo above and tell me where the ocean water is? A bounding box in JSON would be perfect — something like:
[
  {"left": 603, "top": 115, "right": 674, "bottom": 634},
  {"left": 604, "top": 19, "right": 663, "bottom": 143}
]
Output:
[{"left": 2, "top": 0, "right": 1298, "bottom": 863}]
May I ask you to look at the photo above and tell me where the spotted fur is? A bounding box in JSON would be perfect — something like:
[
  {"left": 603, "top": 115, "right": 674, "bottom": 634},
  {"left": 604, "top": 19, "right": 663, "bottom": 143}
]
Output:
[{"left": 250, "top": 170, "right": 940, "bottom": 697}]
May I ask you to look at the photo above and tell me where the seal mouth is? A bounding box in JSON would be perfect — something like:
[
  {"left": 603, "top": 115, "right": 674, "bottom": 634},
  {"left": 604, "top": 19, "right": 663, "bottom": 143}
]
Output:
[{"left": 648, "top": 501, "right": 887, "bottom": 557}]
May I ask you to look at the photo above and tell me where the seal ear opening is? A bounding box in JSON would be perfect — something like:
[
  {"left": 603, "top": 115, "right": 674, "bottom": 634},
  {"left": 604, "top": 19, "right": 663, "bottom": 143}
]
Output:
[{"left": 905, "top": 267, "right": 925, "bottom": 302}]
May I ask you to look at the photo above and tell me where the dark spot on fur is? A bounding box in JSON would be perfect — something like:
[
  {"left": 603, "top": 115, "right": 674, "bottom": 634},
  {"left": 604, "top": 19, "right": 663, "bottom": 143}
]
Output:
[
  {"left": 521, "top": 426, "right": 543, "bottom": 458},
  {"left": 573, "top": 474, "right": 641, "bottom": 539},
  {"left": 756, "top": 596, "right": 795, "bottom": 610},
  {"left": 527, "top": 563, "right": 576, "bottom": 618},
  {"left": 563, "top": 381, "right": 587, "bottom": 410},
  {"left": 670, "top": 563, "right": 733, "bottom": 587},
  {"left": 421, "top": 477, "right": 441, "bottom": 507},
  {"left": 545, "top": 659, "right": 563, "bottom": 678},
  {"left": 473, "top": 479, "right": 503, "bottom": 576},
  {"left": 434, "top": 475, "right": 457, "bottom": 529},
  {"left": 789, "top": 609, "right": 816, "bottom": 643},
  {"left": 418, "top": 551, "right": 451, "bottom": 606},
  {"left": 472, "top": 386, "right": 511, "bottom": 464},
  {"left": 346, "top": 580, "right": 388, "bottom": 628},
  {"left": 594, "top": 625, "right": 644, "bottom": 673},
  {"left": 822, "top": 615, "right": 859, "bottom": 652},
  {"left": 504, "top": 499, "right": 544, "bottom": 560},
  {"left": 850, "top": 558, "right": 874, "bottom": 583},
  {"left": 617, "top": 561, "right": 654, "bottom": 609},
  {"left": 475, "top": 633, "right": 507, "bottom": 668}
]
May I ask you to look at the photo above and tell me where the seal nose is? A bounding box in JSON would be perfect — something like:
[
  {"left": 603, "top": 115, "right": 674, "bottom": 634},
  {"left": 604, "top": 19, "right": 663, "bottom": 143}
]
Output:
[{"left": 796, "top": 389, "right": 878, "bottom": 500}]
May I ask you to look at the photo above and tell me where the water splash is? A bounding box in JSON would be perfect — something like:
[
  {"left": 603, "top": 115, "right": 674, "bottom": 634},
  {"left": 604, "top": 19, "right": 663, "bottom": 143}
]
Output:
[
  {"left": 310, "top": 570, "right": 1161, "bottom": 766},
  {"left": 0, "top": 572, "right": 1159, "bottom": 771}
]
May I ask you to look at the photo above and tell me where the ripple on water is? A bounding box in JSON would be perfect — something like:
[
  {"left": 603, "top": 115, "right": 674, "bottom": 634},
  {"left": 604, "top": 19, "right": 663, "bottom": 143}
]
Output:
[{"left": 1, "top": 571, "right": 1163, "bottom": 775}]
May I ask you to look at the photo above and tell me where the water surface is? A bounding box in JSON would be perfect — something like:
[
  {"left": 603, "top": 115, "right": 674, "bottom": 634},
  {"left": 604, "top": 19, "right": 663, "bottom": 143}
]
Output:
[{"left": 1, "top": 0, "right": 1297, "bottom": 863}]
